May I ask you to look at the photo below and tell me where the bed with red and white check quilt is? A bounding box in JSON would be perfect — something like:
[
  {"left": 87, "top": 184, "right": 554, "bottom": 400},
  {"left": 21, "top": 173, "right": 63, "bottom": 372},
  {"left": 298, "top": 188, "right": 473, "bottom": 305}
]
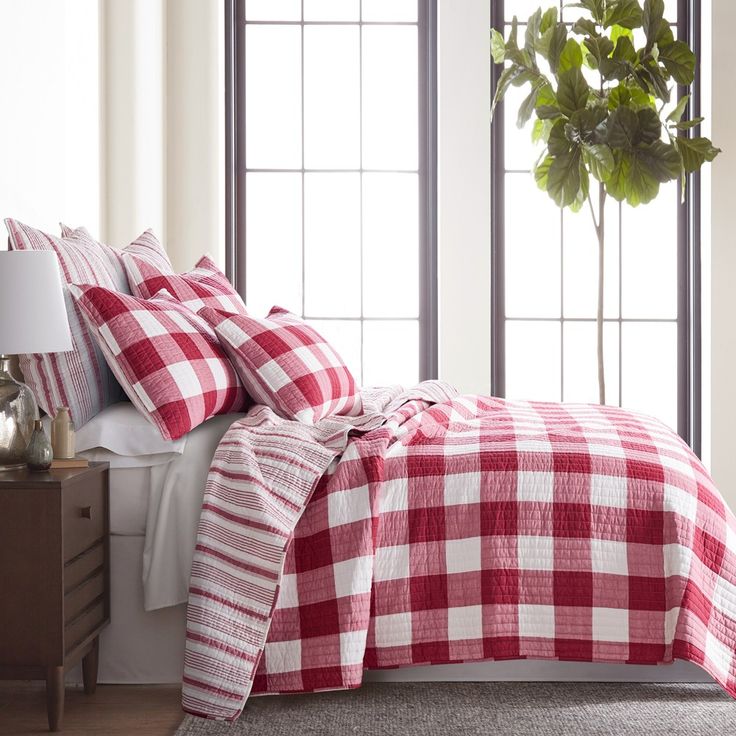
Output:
[{"left": 182, "top": 381, "right": 736, "bottom": 720}]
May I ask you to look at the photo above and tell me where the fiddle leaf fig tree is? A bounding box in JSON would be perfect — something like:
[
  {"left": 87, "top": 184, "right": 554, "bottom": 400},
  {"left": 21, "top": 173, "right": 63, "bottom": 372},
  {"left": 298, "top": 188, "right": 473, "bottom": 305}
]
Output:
[{"left": 491, "top": 0, "right": 720, "bottom": 404}]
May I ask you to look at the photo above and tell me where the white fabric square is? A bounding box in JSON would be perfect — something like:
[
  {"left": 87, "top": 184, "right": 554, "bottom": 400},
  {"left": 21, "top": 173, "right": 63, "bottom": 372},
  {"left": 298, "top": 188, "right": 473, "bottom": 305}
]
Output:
[
  {"left": 374, "top": 612, "right": 413, "bottom": 647},
  {"left": 705, "top": 631, "right": 733, "bottom": 678},
  {"left": 278, "top": 573, "right": 299, "bottom": 609},
  {"left": 517, "top": 471, "right": 554, "bottom": 503},
  {"left": 328, "top": 485, "right": 371, "bottom": 527},
  {"left": 443, "top": 471, "right": 481, "bottom": 507},
  {"left": 99, "top": 323, "right": 122, "bottom": 356},
  {"left": 518, "top": 604, "right": 556, "bottom": 639},
  {"left": 375, "top": 544, "right": 410, "bottom": 582},
  {"left": 261, "top": 358, "right": 294, "bottom": 391},
  {"left": 446, "top": 536, "right": 481, "bottom": 575},
  {"left": 340, "top": 630, "right": 368, "bottom": 666},
  {"left": 382, "top": 477, "right": 409, "bottom": 513},
  {"left": 131, "top": 308, "right": 170, "bottom": 337},
  {"left": 592, "top": 607, "right": 629, "bottom": 643},
  {"left": 591, "top": 538, "right": 629, "bottom": 576},
  {"left": 713, "top": 574, "right": 736, "bottom": 616},
  {"left": 166, "top": 361, "right": 200, "bottom": 399},
  {"left": 664, "top": 605, "right": 680, "bottom": 642},
  {"left": 664, "top": 483, "right": 698, "bottom": 523},
  {"left": 265, "top": 639, "right": 301, "bottom": 674},
  {"left": 205, "top": 357, "right": 228, "bottom": 386},
  {"left": 292, "top": 344, "right": 326, "bottom": 374},
  {"left": 448, "top": 605, "right": 483, "bottom": 641},
  {"left": 333, "top": 556, "right": 372, "bottom": 599},
  {"left": 517, "top": 536, "right": 555, "bottom": 571},
  {"left": 663, "top": 542, "right": 694, "bottom": 580},
  {"left": 590, "top": 473, "right": 628, "bottom": 508}
]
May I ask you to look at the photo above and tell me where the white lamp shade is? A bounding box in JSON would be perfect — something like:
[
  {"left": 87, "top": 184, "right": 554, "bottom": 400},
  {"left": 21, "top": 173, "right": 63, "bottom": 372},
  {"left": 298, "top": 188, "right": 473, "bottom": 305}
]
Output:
[{"left": 0, "top": 251, "right": 73, "bottom": 354}]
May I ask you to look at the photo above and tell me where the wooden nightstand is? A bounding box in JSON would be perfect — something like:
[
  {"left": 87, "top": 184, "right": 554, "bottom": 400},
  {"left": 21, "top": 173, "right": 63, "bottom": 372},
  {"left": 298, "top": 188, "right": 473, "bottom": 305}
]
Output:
[{"left": 0, "top": 462, "right": 110, "bottom": 731}]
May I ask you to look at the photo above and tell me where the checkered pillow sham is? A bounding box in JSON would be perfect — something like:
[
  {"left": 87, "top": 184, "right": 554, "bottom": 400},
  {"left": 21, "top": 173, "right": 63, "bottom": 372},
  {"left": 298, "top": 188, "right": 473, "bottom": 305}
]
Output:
[
  {"left": 4, "top": 218, "right": 127, "bottom": 426},
  {"left": 61, "top": 223, "right": 174, "bottom": 277},
  {"left": 123, "top": 252, "right": 246, "bottom": 315},
  {"left": 198, "top": 306, "right": 362, "bottom": 424},
  {"left": 68, "top": 284, "right": 246, "bottom": 440}
]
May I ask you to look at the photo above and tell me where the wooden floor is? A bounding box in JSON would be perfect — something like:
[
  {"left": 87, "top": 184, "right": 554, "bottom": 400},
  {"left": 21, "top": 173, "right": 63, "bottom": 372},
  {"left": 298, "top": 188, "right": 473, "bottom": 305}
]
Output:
[{"left": 0, "top": 682, "right": 183, "bottom": 735}]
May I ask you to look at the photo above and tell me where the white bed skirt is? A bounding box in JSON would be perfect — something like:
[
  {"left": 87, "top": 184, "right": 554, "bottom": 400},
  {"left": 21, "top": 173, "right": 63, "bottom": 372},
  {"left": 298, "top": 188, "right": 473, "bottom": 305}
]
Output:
[{"left": 78, "top": 535, "right": 711, "bottom": 686}]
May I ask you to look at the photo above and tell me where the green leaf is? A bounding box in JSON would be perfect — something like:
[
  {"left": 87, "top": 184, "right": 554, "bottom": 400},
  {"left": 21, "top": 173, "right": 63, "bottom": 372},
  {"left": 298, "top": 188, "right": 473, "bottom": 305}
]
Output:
[
  {"left": 569, "top": 106, "right": 609, "bottom": 144},
  {"left": 666, "top": 94, "right": 689, "bottom": 123},
  {"left": 547, "top": 150, "right": 582, "bottom": 207},
  {"left": 532, "top": 118, "right": 554, "bottom": 144},
  {"left": 491, "top": 65, "right": 524, "bottom": 117},
  {"left": 635, "top": 64, "right": 670, "bottom": 102},
  {"left": 518, "top": 85, "right": 541, "bottom": 128},
  {"left": 491, "top": 29, "right": 506, "bottom": 64},
  {"left": 637, "top": 107, "right": 661, "bottom": 144},
  {"left": 636, "top": 140, "right": 682, "bottom": 182},
  {"left": 605, "top": 0, "right": 643, "bottom": 29},
  {"left": 572, "top": 18, "right": 599, "bottom": 37},
  {"left": 675, "top": 136, "right": 722, "bottom": 172},
  {"left": 608, "top": 82, "right": 653, "bottom": 111},
  {"left": 642, "top": 0, "right": 665, "bottom": 51},
  {"left": 606, "top": 150, "right": 631, "bottom": 201},
  {"left": 607, "top": 105, "right": 639, "bottom": 149},
  {"left": 559, "top": 39, "right": 584, "bottom": 72},
  {"left": 548, "top": 119, "right": 572, "bottom": 155},
  {"left": 659, "top": 40, "right": 696, "bottom": 85},
  {"left": 672, "top": 117, "right": 704, "bottom": 131},
  {"left": 540, "top": 6, "right": 559, "bottom": 34},
  {"left": 612, "top": 35, "right": 637, "bottom": 63},
  {"left": 556, "top": 67, "right": 590, "bottom": 117},
  {"left": 536, "top": 105, "right": 564, "bottom": 120},
  {"left": 625, "top": 154, "right": 661, "bottom": 205},
  {"left": 525, "top": 8, "right": 542, "bottom": 56},
  {"left": 584, "top": 35, "right": 615, "bottom": 68},
  {"left": 548, "top": 23, "right": 569, "bottom": 74},
  {"left": 583, "top": 143, "right": 615, "bottom": 182},
  {"left": 568, "top": 0, "right": 606, "bottom": 23},
  {"left": 534, "top": 155, "right": 554, "bottom": 191},
  {"left": 656, "top": 19, "right": 675, "bottom": 47},
  {"left": 610, "top": 24, "right": 634, "bottom": 45}
]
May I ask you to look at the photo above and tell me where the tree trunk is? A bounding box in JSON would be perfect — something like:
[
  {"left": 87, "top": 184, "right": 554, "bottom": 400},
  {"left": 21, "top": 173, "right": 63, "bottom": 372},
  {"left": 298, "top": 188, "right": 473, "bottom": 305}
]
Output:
[{"left": 597, "top": 183, "right": 606, "bottom": 405}]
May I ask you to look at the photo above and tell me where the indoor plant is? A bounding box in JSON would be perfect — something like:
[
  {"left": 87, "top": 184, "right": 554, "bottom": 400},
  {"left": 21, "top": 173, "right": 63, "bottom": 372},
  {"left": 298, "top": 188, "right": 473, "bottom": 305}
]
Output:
[{"left": 491, "top": 0, "right": 719, "bottom": 403}]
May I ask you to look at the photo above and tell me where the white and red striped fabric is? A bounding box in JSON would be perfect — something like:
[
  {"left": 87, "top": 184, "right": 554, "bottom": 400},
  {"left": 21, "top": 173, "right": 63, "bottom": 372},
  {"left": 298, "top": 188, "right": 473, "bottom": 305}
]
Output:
[
  {"left": 123, "top": 253, "right": 246, "bottom": 315},
  {"left": 4, "top": 218, "right": 126, "bottom": 426},
  {"left": 198, "top": 306, "right": 362, "bottom": 424},
  {"left": 69, "top": 284, "right": 246, "bottom": 440},
  {"left": 60, "top": 224, "right": 174, "bottom": 277},
  {"left": 183, "top": 385, "right": 736, "bottom": 720}
]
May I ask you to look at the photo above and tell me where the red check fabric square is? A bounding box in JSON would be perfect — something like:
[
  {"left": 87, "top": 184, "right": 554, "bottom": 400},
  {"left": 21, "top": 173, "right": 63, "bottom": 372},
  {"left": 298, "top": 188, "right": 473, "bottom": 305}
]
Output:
[
  {"left": 198, "top": 306, "right": 362, "bottom": 424},
  {"left": 68, "top": 284, "right": 246, "bottom": 440},
  {"left": 123, "top": 252, "right": 247, "bottom": 315}
]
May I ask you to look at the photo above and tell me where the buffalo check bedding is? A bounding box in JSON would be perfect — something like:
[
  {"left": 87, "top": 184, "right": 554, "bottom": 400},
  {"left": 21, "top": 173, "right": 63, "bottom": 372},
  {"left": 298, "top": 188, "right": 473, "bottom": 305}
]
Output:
[{"left": 182, "top": 381, "right": 736, "bottom": 720}]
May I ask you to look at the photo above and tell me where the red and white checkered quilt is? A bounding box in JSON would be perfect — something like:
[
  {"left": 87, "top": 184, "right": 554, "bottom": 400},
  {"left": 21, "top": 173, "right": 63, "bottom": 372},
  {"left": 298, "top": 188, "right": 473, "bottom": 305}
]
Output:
[{"left": 183, "top": 383, "right": 736, "bottom": 720}]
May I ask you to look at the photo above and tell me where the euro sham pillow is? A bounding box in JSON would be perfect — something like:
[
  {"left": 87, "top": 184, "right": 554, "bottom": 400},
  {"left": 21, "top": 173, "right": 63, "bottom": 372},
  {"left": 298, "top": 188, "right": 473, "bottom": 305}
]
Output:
[
  {"left": 60, "top": 223, "right": 174, "bottom": 279},
  {"left": 123, "top": 253, "right": 247, "bottom": 315},
  {"left": 68, "top": 284, "right": 246, "bottom": 440},
  {"left": 198, "top": 306, "right": 362, "bottom": 424},
  {"left": 4, "top": 218, "right": 126, "bottom": 426}
]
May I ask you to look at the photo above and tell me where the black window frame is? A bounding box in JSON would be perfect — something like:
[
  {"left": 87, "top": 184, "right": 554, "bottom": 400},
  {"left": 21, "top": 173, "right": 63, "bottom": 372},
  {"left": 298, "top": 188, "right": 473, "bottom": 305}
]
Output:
[
  {"left": 490, "top": 0, "right": 703, "bottom": 454},
  {"left": 224, "top": 0, "right": 439, "bottom": 382}
]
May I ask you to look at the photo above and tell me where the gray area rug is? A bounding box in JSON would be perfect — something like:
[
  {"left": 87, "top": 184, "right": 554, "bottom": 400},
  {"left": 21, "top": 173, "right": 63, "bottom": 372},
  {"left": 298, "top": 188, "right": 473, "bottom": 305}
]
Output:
[{"left": 176, "top": 682, "right": 736, "bottom": 735}]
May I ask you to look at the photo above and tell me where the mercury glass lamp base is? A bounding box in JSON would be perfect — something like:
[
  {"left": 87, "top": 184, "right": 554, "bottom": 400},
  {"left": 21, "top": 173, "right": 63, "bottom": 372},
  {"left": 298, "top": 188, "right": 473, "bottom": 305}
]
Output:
[{"left": 0, "top": 355, "right": 39, "bottom": 469}]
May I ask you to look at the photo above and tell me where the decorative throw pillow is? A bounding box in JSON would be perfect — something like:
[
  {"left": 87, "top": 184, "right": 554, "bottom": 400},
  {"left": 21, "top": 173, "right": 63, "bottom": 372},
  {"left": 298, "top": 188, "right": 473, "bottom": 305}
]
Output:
[
  {"left": 198, "top": 306, "right": 362, "bottom": 424},
  {"left": 60, "top": 224, "right": 174, "bottom": 280},
  {"left": 122, "top": 253, "right": 247, "bottom": 315},
  {"left": 68, "top": 285, "right": 247, "bottom": 440},
  {"left": 4, "top": 218, "right": 126, "bottom": 426}
]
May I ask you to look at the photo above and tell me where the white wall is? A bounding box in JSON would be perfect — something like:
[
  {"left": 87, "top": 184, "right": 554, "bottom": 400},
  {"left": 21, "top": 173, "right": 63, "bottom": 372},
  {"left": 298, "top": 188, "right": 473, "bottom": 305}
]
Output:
[
  {"left": 0, "top": 0, "right": 100, "bottom": 236},
  {"left": 437, "top": 0, "right": 492, "bottom": 395},
  {"left": 709, "top": 1, "right": 736, "bottom": 508}
]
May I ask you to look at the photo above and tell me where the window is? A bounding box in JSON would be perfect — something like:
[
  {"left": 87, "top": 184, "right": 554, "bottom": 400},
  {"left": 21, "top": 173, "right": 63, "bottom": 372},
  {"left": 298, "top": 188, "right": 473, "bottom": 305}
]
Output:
[
  {"left": 225, "top": 0, "right": 437, "bottom": 387},
  {"left": 490, "top": 0, "right": 701, "bottom": 448}
]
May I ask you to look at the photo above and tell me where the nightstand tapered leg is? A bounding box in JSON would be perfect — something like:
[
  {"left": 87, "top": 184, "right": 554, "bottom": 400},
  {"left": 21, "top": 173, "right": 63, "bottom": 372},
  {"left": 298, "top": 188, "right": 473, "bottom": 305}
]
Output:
[
  {"left": 46, "top": 665, "right": 64, "bottom": 731},
  {"left": 82, "top": 636, "right": 99, "bottom": 695}
]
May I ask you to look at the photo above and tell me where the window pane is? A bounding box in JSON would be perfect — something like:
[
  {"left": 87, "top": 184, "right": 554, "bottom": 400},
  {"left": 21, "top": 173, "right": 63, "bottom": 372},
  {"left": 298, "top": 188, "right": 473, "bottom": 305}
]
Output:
[
  {"left": 363, "top": 173, "right": 419, "bottom": 318},
  {"left": 362, "top": 0, "right": 417, "bottom": 22},
  {"left": 307, "top": 320, "right": 363, "bottom": 385},
  {"left": 304, "top": 25, "right": 360, "bottom": 169},
  {"left": 304, "top": 173, "right": 361, "bottom": 317},
  {"left": 245, "top": 0, "right": 301, "bottom": 21},
  {"left": 621, "top": 322, "right": 678, "bottom": 431},
  {"left": 505, "top": 173, "right": 561, "bottom": 318},
  {"left": 362, "top": 25, "right": 418, "bottom": 171},
  {"left": 621, "top": 182, "right": 678, "bottom": 319},
  {"left": 563, "top": 199, "right": 620, "bottom": 319},
  {"left": 503, "top": 82, "right": 540, "bottom": 172},
  {"left": 245, "top": 173, "right": 302, "bottom": 316},
  {"left": 505, "top": 321, "right": 561, "bottom": 402},
  {"left": 363, "top": 320, "right": 419, "bottom": 387},
  {"left": 562, "top": 322, "right": 620, "bottom": 406},
  {"left": 304, "top": 0, "right": 359, "bottom": 21},
  {"left": 245, "top": 25, "right": 301, "bottom": 169},
  {"left": 506, "top": 2, "right": 549, "bottom": 23}
]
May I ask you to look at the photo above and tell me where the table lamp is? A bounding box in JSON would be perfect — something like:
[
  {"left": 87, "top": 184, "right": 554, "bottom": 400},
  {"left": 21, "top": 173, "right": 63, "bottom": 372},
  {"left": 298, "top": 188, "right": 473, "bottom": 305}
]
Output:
[{"left": 0, "top": 250, "right": 72, "bottom": 470}]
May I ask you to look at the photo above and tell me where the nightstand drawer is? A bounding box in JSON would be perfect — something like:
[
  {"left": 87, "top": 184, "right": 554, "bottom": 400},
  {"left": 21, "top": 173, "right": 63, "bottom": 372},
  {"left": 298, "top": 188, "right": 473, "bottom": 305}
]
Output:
[
  {"left": 65, "top": 571, "right": 105, "bottom": 624},
  {"left": 62, "top": 476, "right": 105, "bottom": 562},
  {"left": 65, "top": 599, "right": 106, "bottom": 656},
  {"left": 65, "top": 541, "right": 105, "bottom": 594}
]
